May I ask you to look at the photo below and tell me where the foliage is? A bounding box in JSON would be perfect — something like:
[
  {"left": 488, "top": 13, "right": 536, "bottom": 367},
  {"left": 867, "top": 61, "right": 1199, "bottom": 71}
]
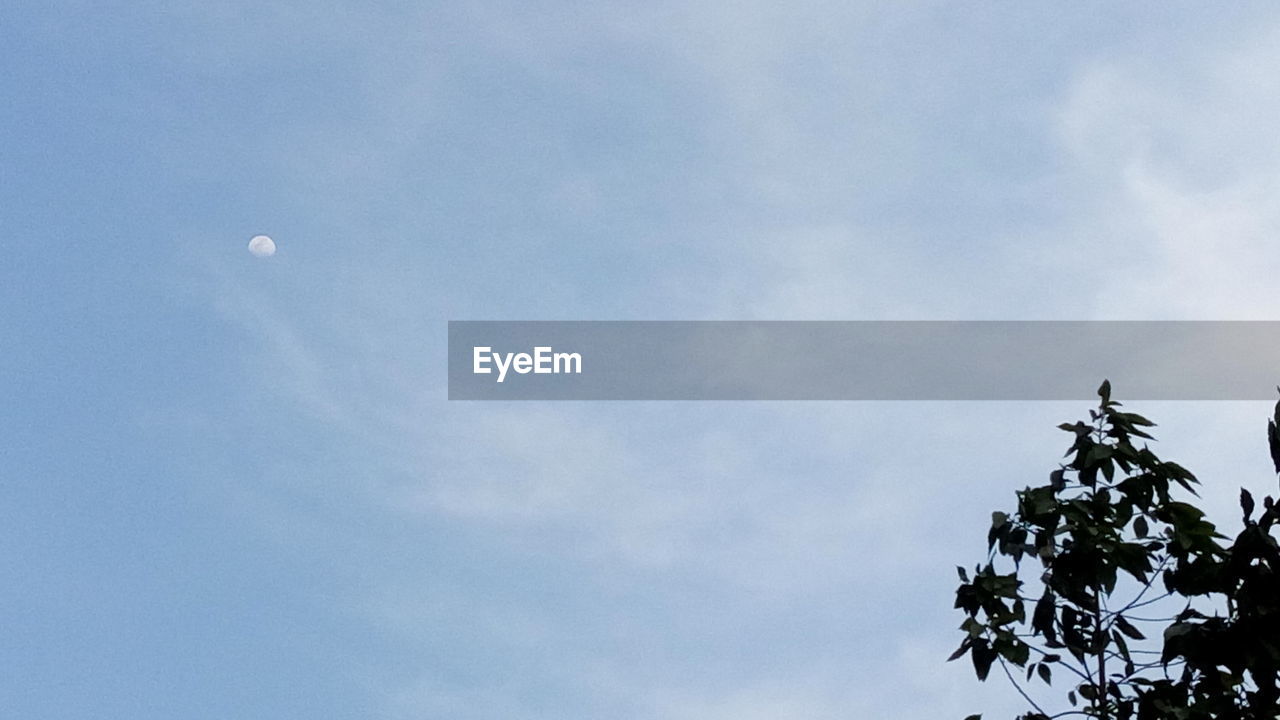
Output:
[{"left": 951, "top": 381, "right": 1280, "bottom": 720}]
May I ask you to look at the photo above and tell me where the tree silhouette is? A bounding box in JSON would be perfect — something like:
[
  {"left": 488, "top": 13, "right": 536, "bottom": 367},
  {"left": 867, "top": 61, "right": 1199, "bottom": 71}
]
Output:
[{"left": 951, "top": 381, "right": 1280, "bottom": 720}]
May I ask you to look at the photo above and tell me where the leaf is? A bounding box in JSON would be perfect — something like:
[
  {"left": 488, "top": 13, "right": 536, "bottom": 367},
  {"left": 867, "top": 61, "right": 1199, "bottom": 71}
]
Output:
[
  {"left": 971, "top": 639, "right": 996, "bottom": 681},
  {"left": 1032, "top": 592, "right": 1055, "bottom": 637},
  {"left": 1241, "top": 488, "right": 1256, "bottom": 520},
  {"left": 963, "top": 715, "right": 982, "bottom": 720},
  {"left": 1112, "top": 629, "right": 1131, "bottom": 664},
  {"left": 1133, "top": 515, "right": 1149, "bottom": 539},
  {"left": 1098, "top": 379, "right": 1112, "bottom": 402},
  {"left": 1037, "top": 663, "right": 1051, "bottom": 684},
  {"left": 1115, "top": 615, "right": 1146, "bottom": 640},
  {"left": 987, "top": 512, "right": 1008, "bottom": 551},
  {"left": 1112, "top": 542, "right": 1152, "bottom": 584},
  {"left": 1085, "top": 445, "right": 1112, "bottom": 467},
  {"left": 1007, "top": 639, "right": 1030, "bottom": 665},
  {"left": 1114, "top": 412, "right": 1156, "bottom": 427},
  {"left": 1270, "top": 419, "right": 1280, "bottom": 475}
]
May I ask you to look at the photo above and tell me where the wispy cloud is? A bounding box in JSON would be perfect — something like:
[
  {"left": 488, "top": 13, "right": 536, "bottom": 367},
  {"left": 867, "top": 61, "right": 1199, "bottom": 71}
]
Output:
[
  {"left": 1056, "top": 25, "right": 1280, "bottom": 318},
  {"left": 200, "top": 6, "right": 1280, "bottom": 719}
]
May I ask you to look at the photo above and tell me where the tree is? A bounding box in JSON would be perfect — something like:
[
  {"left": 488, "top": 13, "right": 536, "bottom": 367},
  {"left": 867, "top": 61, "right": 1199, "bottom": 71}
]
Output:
[{"left": 950, "top": 381, "right": 1280, "bottom": 720}]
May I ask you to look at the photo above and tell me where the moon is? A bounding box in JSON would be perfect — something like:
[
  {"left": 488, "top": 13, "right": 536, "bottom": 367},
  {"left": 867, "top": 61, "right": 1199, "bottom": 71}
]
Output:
[{"left": 248, "top": 235, "right": 276, "bottom": 257}]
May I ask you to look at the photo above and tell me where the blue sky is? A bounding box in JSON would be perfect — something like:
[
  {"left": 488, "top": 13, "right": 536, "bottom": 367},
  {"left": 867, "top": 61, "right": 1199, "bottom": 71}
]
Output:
[{"left": 7, "top": 3, "right": 1280, "bottom": 718}]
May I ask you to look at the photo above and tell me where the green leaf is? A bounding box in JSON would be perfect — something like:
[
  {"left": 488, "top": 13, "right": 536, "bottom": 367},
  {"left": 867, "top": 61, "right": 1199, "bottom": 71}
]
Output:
[
  {"left": 1098, "top": 379, "right": 1112, "bottom": 402},
  {"left": 1037, "top": 663, "right": 1051, "bottom": 684}
]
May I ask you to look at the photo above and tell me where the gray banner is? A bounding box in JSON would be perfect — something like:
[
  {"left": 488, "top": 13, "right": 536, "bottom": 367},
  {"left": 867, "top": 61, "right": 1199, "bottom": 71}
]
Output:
[{"left": 447, "top": 321, "right": 1280, "bottom": 400}]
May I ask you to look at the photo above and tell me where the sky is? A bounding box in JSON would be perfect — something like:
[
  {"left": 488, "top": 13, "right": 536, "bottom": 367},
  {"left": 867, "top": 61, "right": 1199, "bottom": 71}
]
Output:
[{"left": 6, "top": 2, "right": 1280, "bottom": 718}]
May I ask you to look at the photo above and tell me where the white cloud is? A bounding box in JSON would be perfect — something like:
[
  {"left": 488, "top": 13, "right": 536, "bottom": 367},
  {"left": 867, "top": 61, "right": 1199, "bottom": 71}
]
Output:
[{"left": 1056, "top": 27, "right": 1280, "bottom": 319}]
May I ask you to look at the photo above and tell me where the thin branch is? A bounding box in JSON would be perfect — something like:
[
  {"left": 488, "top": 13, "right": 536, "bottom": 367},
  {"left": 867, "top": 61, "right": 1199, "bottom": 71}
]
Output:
[
  {"left": 999, "top": 657, "right": 1051, "bottom": 719},
  {"left": 1022, "top": 644, "right": 1093, "bottom": 682},
  {"left": 1116, "top": 614, "right": 1178, "bottom": 623},
  {"left": 1105, "top": 591, "right": 1173, "bottom": 620},
  {"left": 1104, "top": 556, "right": 1172, "bottom": 622}
]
